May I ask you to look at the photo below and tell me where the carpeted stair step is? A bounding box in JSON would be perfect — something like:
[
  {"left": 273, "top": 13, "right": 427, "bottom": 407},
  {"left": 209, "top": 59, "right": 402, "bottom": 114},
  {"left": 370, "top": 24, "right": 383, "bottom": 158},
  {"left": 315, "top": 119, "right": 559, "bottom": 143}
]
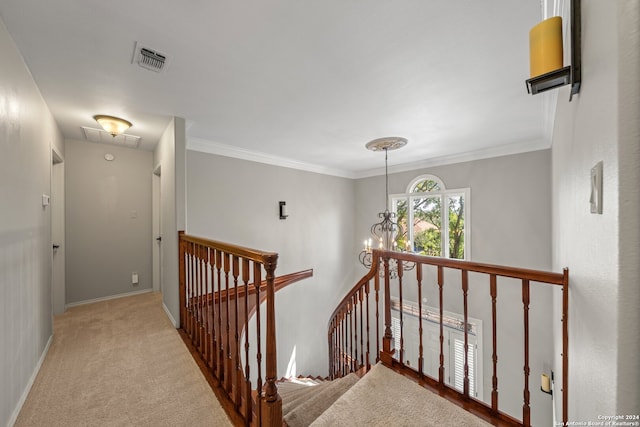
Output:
[{"left": 282, "top": 373, "right": 360, "bottom": 427}]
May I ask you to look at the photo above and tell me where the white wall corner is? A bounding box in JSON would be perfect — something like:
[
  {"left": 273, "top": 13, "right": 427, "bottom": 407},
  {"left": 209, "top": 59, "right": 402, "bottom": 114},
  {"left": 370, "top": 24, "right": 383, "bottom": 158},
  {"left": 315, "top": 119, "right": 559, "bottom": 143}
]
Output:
[
  {"left": 163, "top": 302, "right": 178, "bottom": 328},
  {"left": 7, "top": 335, "right": 53, "bottom": 427}
]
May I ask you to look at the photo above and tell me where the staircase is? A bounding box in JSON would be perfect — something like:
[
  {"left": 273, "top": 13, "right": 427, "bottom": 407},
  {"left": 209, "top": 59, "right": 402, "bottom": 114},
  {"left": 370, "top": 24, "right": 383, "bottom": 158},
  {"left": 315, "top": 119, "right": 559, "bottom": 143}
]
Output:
[
  {"left": 280, "top": 363, "right": 496, "bottom": 427},
  {"left": 178, "top": 233, "right": 569, "bottom": 427},
  {"left": 279, "top": 374, "right": 360, "bottom": 427}
]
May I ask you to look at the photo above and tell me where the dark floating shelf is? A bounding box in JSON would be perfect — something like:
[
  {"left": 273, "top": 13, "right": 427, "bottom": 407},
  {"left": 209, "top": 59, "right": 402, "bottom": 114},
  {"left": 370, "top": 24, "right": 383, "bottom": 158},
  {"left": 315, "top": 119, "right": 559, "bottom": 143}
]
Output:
[{"left": 526, "top": 66, "right": 571, "bottom": 95}]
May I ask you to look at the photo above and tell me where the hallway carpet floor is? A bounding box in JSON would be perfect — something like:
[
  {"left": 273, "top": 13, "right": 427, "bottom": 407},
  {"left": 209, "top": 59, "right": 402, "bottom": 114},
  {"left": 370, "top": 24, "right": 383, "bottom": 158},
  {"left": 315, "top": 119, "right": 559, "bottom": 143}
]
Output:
[{"left": 15, "top": 292, "right": 232, "bottom": 427}]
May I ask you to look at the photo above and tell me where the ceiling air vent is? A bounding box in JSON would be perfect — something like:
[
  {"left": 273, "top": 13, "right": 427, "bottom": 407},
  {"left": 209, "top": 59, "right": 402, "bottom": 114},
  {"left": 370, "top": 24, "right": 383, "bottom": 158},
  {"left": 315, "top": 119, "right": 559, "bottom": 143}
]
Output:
[{"left": 133, "top": 42, "right": 169, "bottom": 73}]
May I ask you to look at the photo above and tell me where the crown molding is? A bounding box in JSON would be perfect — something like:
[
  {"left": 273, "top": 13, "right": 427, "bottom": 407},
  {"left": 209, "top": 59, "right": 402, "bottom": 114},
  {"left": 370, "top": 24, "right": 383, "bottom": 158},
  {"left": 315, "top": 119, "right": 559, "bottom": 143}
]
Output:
[
  {"left": 353, "top": 138, "right": 552, "bottom": 178},
  {"left": 187, "top": 136, "right": 551, "bottom": 180},
  {"left": 187, "top": 137, "right": 356, "bottom": 179}
]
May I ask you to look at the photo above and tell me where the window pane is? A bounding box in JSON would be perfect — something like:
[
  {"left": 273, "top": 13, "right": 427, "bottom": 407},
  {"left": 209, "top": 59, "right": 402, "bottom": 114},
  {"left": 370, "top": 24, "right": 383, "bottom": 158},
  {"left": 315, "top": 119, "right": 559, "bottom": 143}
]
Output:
[
  {"left": 412, "top": 196, "right": 441, "bottom": 256},
  {"left": 394, "top": 198, "right": 409, "bottom": 250},
  {"left": 411, "top": 179, "right": 441, "bottom": 193},
  {"left": 448, "top": 195, "right": 465, "bottom": 259}
]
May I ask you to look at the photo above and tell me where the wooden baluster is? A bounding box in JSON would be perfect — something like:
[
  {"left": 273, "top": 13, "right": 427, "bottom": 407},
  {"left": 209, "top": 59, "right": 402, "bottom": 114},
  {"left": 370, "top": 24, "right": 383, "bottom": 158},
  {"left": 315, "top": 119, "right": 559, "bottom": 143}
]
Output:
[
  {"left": 562, "top": 268, "right": 569, "bottom": 427},
  {"left": 398, "top": 261, "right": 404, "bottom": 365},
  {"left": 198, "top": 244, "right": 205, "bottom": 353},
  {"left": 365, "top": 281, "right": 371, "bottom": 371},
  {"left": 359, "top": 289, "right": 364, "bottom": 369},
  {"left": 417, "top": 264, "right": 424, "bottom": 376},
  {"left": 522, "top": 279, "right": 531, "bottom": 426},
  {"left": 185, "top": 243, "right": 191, "bottom": 338},
  {"left": 195, "top": 245, "right": 201, "bottom": 353},
  {"left": 349, "top": 301, "right": 354, "bottom": 372},
  {"left": 178, "top": 233, "right": 186, "bottom": 331},
  {"left": 216, "top": 250, "right": 224, "bottom": 382},
  {"left": 342, "top": 312, "right": 347, "bottom": 376},
  {"left": 209, "top": 248, "right": 217, "bottom": 374},
  {"left": 224, "top": 253, "right": 232, "bottom": 394},
  {"left": 242, "top": 259, "right": 251, "bottom": 424},
  {"left": 188, "top": 242, "right": 194, "bottom": 341},
  {"left": 336, "top": 316, "right": 340, "bottom": 377},
  {"left": 375, "top": 271, "right": 381, "bottom": 363},
  {"left": 328, "top": 327, "right": 332, "bottom": 379},
  {"left": 189, "top": 242, "right": 195, "bottom": 341},
  {"left": 253, "top": 263, "right": 262, "bottom": 425},
  {"left": 353, "top": 297, "right": 358, "bottom": 371},
  {"left": 190, "top": 242, "right": 196, "bottom": 342},
  {"left": 201, "top": 245, "right": 207, "bottom": 357},
  {"left": 490, "top": 274, "right": 498, "bottom": 412},
  {"left": 232, "top": 256, "right": 241, "bottom": 410},
  {"left": 206, "top": 247, "right": 214, "bottom": 370},
  {"left": 328, "top": 325, "right": 333, "bottom": 380},
  {"left": 438, "top": 265, "right": 445, "bottom": 386},
  {"left": 193, "top": 244, "right": 199, "bottom": 348},
  {"left": 332, "top": 322, "right": 340, "bottom": 379},
  {"left": 462, "top": 270, "right": 469, "bottom": 398}
]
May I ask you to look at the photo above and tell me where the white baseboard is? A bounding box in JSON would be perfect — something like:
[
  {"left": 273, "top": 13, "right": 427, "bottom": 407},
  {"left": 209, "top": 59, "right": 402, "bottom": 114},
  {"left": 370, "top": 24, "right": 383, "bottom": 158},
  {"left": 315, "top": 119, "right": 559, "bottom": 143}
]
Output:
[
  {"left": 162, "top": 302, "right": 178, "bottom": 328},
  {"left": 65, "top": 288, "right": 153, "bottom": 309},
  {"left": 8, "top": 335, "right": 53, "bottom": 427}
]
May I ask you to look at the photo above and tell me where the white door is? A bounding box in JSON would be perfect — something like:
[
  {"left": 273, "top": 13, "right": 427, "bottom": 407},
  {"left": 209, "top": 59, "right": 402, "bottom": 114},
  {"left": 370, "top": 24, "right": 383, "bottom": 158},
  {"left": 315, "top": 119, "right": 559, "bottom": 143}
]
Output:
[{"left": 52, "top": 149, "right": 65, "bottom": 315}]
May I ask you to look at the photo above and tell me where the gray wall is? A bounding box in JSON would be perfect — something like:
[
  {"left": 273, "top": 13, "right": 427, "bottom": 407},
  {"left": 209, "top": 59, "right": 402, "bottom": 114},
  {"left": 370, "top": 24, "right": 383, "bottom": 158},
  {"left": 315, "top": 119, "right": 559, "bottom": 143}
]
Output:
[
  {"left": 0, "top": 18, "right": 64, "bottom": 426},
  {"left": 153, "top": 117, "right": 186, "bottom": 326},
  {"left": 186, "top": 150, "right": 356, "bottom": 377},
  {"left": 552, "top": 0, "right": 640, "bottom": 420},
  {"left": 355, "top": 149, "right": 554, "bottom": 423},
  {"left": 65, "top": 139, "right": 153, "bottom": 304}
]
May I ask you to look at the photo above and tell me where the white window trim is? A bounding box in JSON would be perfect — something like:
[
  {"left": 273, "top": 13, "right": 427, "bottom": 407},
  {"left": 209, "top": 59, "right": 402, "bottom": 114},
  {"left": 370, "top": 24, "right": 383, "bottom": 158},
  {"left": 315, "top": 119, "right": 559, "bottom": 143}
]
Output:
[
  {"left": 407, "top": 174, "right": 446, "bottom": 193},
  {"left": 390, "top": 175, "right": 471, "bottom": 260}
]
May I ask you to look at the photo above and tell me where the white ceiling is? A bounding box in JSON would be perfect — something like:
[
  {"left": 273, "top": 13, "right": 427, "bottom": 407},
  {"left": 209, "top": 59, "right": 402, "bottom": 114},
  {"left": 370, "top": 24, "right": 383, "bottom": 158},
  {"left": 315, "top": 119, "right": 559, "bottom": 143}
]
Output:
[{"left": 0, "top": 0, "right": 551, "bottom": 177}]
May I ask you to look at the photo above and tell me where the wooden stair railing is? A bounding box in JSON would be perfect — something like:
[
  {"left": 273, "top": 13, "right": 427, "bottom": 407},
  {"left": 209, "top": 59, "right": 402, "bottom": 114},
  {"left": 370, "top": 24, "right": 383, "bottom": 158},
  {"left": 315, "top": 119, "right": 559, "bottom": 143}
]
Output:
[
  {"left": 178, "top": 231, "right": 312, "bottom": 426},
  {"left": 328, "top": 249, "right": 568, "bottom": 427}
]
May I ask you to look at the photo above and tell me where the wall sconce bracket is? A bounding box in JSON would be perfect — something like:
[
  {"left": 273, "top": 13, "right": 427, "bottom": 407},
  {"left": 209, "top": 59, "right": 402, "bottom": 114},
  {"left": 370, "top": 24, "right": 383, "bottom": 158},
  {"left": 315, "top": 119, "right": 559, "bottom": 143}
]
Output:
[{"left": 279, "top": 201, "right": 288, "bottom": 220}]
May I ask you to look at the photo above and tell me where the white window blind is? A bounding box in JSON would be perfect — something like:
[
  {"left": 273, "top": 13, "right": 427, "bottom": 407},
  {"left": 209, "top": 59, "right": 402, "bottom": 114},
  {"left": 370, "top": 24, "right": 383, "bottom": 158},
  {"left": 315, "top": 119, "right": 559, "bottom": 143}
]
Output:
[
  {"left": 391, "top": 316, "right": 401, "bottom": 352},
  {"left": 452, "top": 336, "right": 476, "bottom": 397}
]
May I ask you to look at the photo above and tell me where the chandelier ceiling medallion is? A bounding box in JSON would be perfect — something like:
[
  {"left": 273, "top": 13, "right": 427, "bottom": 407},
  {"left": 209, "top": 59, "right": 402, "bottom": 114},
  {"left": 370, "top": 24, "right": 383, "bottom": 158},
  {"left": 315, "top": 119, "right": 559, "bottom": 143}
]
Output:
[{"left": 359, "top": 137, "right": 415, "bottom": 278}]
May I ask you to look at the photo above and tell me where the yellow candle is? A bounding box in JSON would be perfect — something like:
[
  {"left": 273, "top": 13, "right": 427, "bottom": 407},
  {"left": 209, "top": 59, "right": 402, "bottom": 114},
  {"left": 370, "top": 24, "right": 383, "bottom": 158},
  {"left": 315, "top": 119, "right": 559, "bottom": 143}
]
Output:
[
  {"left": 529, "top": 16, "right": 563, "bottom": 78},
  {"left": 541, "top": 373, "right": 551, "bottom": 392}
]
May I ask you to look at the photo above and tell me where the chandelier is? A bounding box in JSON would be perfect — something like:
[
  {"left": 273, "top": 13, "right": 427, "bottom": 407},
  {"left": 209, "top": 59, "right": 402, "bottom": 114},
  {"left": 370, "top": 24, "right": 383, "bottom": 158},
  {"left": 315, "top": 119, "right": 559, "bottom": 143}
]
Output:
[{"left": 359, "top": 137, "right": 415, "bottom": 278}]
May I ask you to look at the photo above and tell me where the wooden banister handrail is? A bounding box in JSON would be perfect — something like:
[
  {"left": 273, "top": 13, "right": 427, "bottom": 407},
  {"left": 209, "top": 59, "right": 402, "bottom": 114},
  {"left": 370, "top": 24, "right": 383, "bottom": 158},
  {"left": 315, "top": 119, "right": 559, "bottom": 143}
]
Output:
[
  {"left": 180, "top": 231, "right": 278, "bottom": 265},
  {"left": 328, "top": 249, "right": 569, "bottom": 427},
  {"left": 209, "top": 269, "right": 314, "bottom": 303}
]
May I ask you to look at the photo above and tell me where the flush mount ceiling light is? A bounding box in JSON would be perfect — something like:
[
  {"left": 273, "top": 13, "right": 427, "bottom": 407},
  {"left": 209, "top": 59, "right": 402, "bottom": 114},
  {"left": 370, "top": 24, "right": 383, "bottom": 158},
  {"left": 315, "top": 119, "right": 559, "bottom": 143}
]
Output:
[{"left": 93, "top": 115, "right": 132, "bottom": 137}]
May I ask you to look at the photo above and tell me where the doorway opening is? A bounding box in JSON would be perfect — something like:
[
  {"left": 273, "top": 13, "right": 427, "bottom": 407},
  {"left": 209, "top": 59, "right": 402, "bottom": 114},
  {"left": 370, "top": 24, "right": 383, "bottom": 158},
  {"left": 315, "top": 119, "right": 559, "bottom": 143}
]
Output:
[
  {"left": 52, "top": 148, "right": 65, "bottom": 315},
  {"left": 152, "top": 164, "right": 162, "bottom": 293}
]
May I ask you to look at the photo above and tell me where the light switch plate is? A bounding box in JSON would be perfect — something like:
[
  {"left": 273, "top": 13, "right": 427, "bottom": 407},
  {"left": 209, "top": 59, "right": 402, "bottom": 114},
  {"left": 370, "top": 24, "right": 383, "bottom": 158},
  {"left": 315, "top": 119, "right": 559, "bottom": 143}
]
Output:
[
  {"left": 42, "top": 194, "right": 50, "bottom": 207},
  {"left": 590, "top": 161, "right": 603, "bottom": 214}
]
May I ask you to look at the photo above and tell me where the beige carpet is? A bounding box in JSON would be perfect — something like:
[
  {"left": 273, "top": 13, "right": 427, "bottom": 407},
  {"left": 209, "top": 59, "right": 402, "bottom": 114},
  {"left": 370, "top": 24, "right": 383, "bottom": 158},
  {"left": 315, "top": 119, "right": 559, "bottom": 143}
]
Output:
[
  {"left": 15, "top": 292, "right": 232, "bottom": 427},
  {"left": 282, "top": 373, "right": 359, "bottom": 427},
  {"left": 311, "top": 363, "right": 492, "bottom": 427}
]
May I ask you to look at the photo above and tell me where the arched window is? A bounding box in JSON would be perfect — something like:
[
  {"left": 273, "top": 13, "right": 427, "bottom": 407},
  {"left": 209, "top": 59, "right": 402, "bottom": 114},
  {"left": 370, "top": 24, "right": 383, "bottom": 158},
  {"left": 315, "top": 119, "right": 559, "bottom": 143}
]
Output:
[{"left": 392, "top": 174, "right": 469, "bottom": 259}]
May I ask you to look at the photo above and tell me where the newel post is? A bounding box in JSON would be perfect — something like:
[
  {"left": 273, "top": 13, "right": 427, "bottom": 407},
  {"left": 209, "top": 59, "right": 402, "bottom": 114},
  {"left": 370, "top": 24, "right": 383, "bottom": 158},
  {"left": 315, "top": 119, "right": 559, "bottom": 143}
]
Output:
[
  {"left": 380, "top": 253, "right": 394, "bottom": 366},
  {"left": 261, "top": 253, "right": 282, "bottom": 426},
  {"left": 178, "top": 231, "right": 186, "bottom": 329}
]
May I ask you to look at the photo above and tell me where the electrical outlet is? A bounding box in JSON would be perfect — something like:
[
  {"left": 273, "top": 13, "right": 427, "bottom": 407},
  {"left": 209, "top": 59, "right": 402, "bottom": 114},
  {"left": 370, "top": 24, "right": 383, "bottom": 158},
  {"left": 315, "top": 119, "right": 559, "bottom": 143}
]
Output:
[{"left": 132, "top": 272, "right": 139, "bottom": 285}]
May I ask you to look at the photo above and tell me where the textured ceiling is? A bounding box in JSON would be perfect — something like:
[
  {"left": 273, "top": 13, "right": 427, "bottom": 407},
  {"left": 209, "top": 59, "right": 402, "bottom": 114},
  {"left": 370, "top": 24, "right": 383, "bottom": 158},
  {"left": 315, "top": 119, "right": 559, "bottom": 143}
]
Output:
[{"left": 0, "top": 0, "right": 551, "bottom": 177}]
